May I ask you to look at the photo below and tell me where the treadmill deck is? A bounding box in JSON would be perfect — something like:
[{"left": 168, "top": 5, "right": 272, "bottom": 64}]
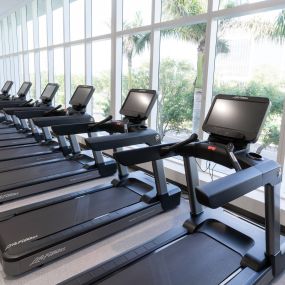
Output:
[
  {"left": 0, "top": 186, "right": 142, "bottom": 256},
  {"left": 96, "top": 233, "right": 241, "bottom": 285}
]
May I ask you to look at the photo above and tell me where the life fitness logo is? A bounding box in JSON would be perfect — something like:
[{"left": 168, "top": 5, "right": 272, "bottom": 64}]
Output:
[{"left": 207, "top": 146, "right": 216, "bottom": 151}]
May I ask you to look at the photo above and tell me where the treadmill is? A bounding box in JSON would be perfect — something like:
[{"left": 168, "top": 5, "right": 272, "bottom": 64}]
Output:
[
  {"left": 62, "top": 94, "right": 285, "bottom": 285},
  {"left": 0, "top": 89, "right": 181, "bottom": 276},
  {"left": 0, "top": 81, "right": 32, "bottom": 129},
  {"left": 0, "top": 85, "right": 116, "bottom": 203},
  {"left": 0, "top": 83, "right": 59, "bottom": 146},
  {"left": 0, "top": 85, "right": 95, "bottom": 165},
  {"left": 0, "top": 80, "right": 13, "bottom": 100}
]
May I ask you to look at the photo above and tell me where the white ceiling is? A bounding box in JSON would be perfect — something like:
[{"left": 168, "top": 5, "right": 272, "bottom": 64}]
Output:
[{"left": 0, "top": 0, "right": 26, "bottom": 17}]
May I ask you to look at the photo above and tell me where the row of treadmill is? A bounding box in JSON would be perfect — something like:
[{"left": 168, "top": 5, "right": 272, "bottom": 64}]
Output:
[{"left": 0, "top": 80, "right": 283, "bottom": 284}]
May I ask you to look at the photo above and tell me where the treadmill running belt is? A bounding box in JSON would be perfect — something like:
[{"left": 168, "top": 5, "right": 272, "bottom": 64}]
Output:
[
  {"left": 0, "top": 132, "right": 27, "bottom": 140},
  {"left": 0, "top": 137, "right": 35, "bottom": 147},
  {"left": 96, "top": 233, "right": 241, "bottom": 285},
  {"left": 0, "top": 128, "right": 19, "bottom": 134},
  {"left": 0, "top": 125, "right": 12, "bottom": 129},
  {"left": 0, "top": 145, "right": 53, "bottom": 161},
  {"left": 0, "top": 187, "right": 141, "bottom": 254},
  {"left": 0, "top": 160, "right": 83, "bottom": 189}
]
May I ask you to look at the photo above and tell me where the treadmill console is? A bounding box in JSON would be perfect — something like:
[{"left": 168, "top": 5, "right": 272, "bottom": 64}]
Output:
[
  {"left": 40, "top": 83, "right": 59, "bottom": 103},
  {"left": 17, "top": 82, "right": 32, "bottom": 97},
  {"left": 69, "top": 85, "right": 95, "bottom": 112},
  {"left": 120, "top": 89, "right": 157, "bottom": 123},
  {"left": 203, "top": 94, "right": 270, "bottom": 144},
  {"left": 1, "top": 81, "right": 13, "bottom": 94}
]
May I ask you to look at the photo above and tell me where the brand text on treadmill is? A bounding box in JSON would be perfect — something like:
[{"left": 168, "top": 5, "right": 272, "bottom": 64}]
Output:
[
  {"left": 0, "top": 192, "right": 19, "bottom": 201},
  {"left": 5, "top": 235, "right": 38, "bottom": 251},
  {"left": 29, "top": 247, "right": 66, "bottom": 266}
]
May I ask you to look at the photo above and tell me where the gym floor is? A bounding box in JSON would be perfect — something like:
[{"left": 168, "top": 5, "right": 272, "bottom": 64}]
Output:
[{"left": 0, "top": 177, "right": 284, "bottom": 285}]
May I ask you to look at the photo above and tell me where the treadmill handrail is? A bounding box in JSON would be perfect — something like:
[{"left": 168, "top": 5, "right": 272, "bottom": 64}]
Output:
[
  {"left": 3, "top": 107, "right": 52, "bottom": 116},
  {"left": 0, "top": 101, "right": 30, "bottom": 109},
  {"left": 32, "top": 115, "right": 94, "bottom": 128},
  {"left": 196, "top": 159, "right": 281, "bottom": 208},
  {"left": 51, "top": 115, "right": 112, "bottom": 135},
  {"left": 86, "top": 129, "right": 161, "bottom": 150},
  {"left": 114, "top": 143, "right": 176, "bottom": 165},
  {"left": 13, "top": 109, "right": 55, "bottom": 119}
]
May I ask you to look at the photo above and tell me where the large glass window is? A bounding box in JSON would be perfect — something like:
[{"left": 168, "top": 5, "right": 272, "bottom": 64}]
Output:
[
  {"left": 70, "top": 0, "right": 84, "bottom": 41},
  {"left": 122, "top": 32, "right": 150, "bottom": 100},
  {"left": 161, "top": 0, "right": 207, "bottom": 22},
  {"left": 52, "top": 0, "right": 64, "bottom": 44},
  {"left": 0, "top": 22, "right": 3, "bottom": 56},
  {"left": 7, "top": 17, "right": 14, "bottom": 54},
  {"left": 38, "top": 0, "right": 47, "bottom": 47},
  {"left": 92, "top": 0, "right": 111, "bottom": 36},
  {"left": 219, "top": 0, "right": 267, "bottom": 10},
  {"left": 158, "top": 24, "right": 205, "bottom": 142},
  {"left": 123, "top": 0, "right": 152, "bottom": 30},
  {"left": 0, "top": 59, "right": 3, "bottom": 86},
  {"left": 18, "top": 54, "right": 23, "bottom": 84},
  {"left": 40, "top": 50, "right": 48, "bottom": 90},
  {"left": 70, "top": 44, "right": 85, "bottom": 94},
  {"left": 16, "top": 10, "right": 22, "bottom": 52},
  {"left": 213, "top": 10, "right": 285, "bottom": 164},
  {"left": 54, "top": 47, "right": 65, "bottom": 106},
  {"left": 92, "top": 40, "right": 111, "bottom": 121},
  {"left": 26, "top": 3, "right": 34, "bottom": 50},
  {"left": 28, "top": 52, "right": 36, "bottom": 99}
]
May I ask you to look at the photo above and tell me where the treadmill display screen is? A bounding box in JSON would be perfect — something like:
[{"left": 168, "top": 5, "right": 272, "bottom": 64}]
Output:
[
  {"left": 70, "top": 86, "right": 93, "bottom": 107},
  {"left": 203, "top": 96, "right": 270, "bottom": 142},
  {"left": 17, "top": 82, "right": 30, "bottom": 95},
  {"left": 41, "top": 84, "right": 57, "bottom": 100},
  {"left": 1, "top": 81, "right": 12, "bottom": 93},
  {"left": 120, "top": 90, "right": 156, "bottom": 118}
]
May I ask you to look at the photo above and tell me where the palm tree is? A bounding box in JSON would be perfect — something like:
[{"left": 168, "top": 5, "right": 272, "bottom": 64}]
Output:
[
  {"left": 123, "top": 13, "right": 150, "bottom": 89},
  {"left": 163, "top": 0, "right": 285, "bottom": 135}
]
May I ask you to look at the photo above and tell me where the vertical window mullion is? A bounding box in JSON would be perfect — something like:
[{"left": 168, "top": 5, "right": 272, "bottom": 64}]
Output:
[
  {"left": 47, "top": 0, "right": 54, "bottom": 83},
  {"left": 11, "top": 13, "right": 20, "bottom": 90},
  {"left": 22, "top": 7, "right": 30, "bottom": 87},
  {"left": 33, "top": 0, "right": 41, "bottom": 97},
  {"left": 85, "top": 0, "right": 92, "bottom": 114},
  {"left": 277, "top": 105, "right": 285, "bottom": 167},
  {"left": 22, "top": 7, "right": 28, "bottom": 52},
  {"left": 63, "top": 0, "right": 71, "bottom": 105},
  {"left": 110, "top": 0, "right": 122, "bottom": 119},
  {"left": 149, "top": 0, "right": 161, "bottom": 131},
  {"left": 198, "top": 0, "right": 219, "bottom": 139}
]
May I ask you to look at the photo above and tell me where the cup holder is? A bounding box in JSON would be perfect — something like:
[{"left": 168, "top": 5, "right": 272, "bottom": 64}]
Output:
[{"left": 247, "top": 152, "right": 263, "bottom": 161}]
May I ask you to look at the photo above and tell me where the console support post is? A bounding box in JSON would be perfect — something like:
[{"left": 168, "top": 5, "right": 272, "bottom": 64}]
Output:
[
  {"left": 114, "top": 147, "right": 129, "bottom": 178},
  {"left": 152, "top": 160, "right": 168, "bottom": 195},
  {"left": 28, "top": 119, "right": 40, "bottom": 136},
  {"left": 57, "top": 135, "right": 69, "bottom": 149},
  {"left": 68, "top": 134, "right": 81, "bottom": 154},
  {"left": 12, "top": 115, "right": 22, "bottom": 128},
  {"left": 5, "top": 114, "right": 12, "bottom": 121},
  {"left": 20, "top": 119, "right": 29, "bottom": 129},
  {"left": 264, "top": 183, "right": 281, "bottom": 258},
  {"left": 88, "top": 132, "right": 104, "bottom": 165},
  {"left": 183, "top": 156, "right": 203, "bottom": 215},
  {"left": 42, "top": 127, "right": 53, "bottom": 141}
]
